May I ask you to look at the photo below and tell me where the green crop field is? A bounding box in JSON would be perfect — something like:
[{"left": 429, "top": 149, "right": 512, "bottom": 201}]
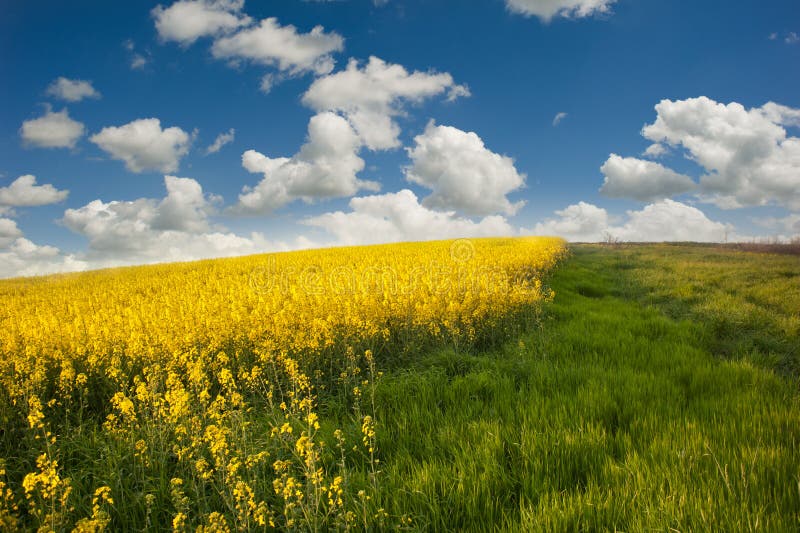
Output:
[{"left": 363, "top": 244, "right": 800, "bottom": 530}]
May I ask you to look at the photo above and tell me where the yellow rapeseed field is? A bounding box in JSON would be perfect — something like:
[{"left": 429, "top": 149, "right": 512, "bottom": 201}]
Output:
[{"left": 0, "top": 237, "right": 565, "bottom": 531}]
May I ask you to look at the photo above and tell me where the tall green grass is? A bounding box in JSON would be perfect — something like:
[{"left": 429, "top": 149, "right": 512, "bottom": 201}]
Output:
[
  {"left": 362, "top": 245, "right": 800, "bottom": 530},
  {"left": 605, "top": 243, "right": 800, "bottom": 375}
]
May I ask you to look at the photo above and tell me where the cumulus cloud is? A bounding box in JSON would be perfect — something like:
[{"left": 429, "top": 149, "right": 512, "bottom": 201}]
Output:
[
  {"left": 640, "top": 97, "right": 800, "bottom": 210},
  {"left": 205, "top": 128, "right": 235, "bottom": 154},
  {"left": 0, "top": 237, "right": 88, "bottom": 279},
  {"left": 20, "top": 107, "right": 85, "bottom": 149},
  {"left": 506, "top": 0, "right": 616, "bottom": 21},
  {"left": 0, "top": 219, "right": 86, "bottom": 278},
  {"left": 0, "top": 218, "right": 23, "bottom": 248},
  {"left": 530, "top": 199, "right": 731, "bottom": 242},
  {"left": 62, "top": 176, "right": 214, "bottom": 252},
  {"left": 0, "top": 177, "right": 80, "bottom": 277},
  {"left": 152, "top": 175, "right": 219, "bottom": 232},
  {"left": 152, "top": 0, "right": 250, "bottom": 44},
  {"left": 599, "top": 154, "right": 696, "bottom": 202},
  {"left": 552, "top": 112, "right": 568, "bottom": 126},
  {"left": 233, "top": 112, "right": 378, "bottom": 214},
  {"left": 760, "top": 102, "right": 800, "bottom": 127},
  {"left": 211, "top": 17, "right": 344, "bottom": 75},
  {"left": 405, "top": 122, "right": 526, "bottom": 216},
  {"left": 61, "top": 175, "right": 296, "bottom": 267},
  {"left": 616, "top": 200, "right": 730, "bottom": 242},
  {"left": 305, "top": 189, "right": 514, "bottom": 245},
  {"left": 529, "top": 202, "right": 610, "bottom": 242},
  {"left": 0, "top": 175, "right": 69, "bottom": 214},
  {"left": 302, "top": 56, "right": 470, "bottom": 150},
  {"left": 154, "top": 4, "right": 343, "bottom": 88},
  {"left": 0, "top": 176, "right": 318, "bottom": 278},
  {"left": 90, "top": 118, "right": 193, "bottom": 173},
  {"left": 46, "top": 77, "right": 101, "bottom": 102}
]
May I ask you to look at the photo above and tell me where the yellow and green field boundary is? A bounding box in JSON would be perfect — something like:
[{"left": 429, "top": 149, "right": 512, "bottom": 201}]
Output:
[{"left": 0, "top": 241, "right": 798, "bottom": 531}]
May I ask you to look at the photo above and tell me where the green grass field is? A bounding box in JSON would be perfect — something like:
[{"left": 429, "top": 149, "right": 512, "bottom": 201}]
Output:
[
  {"left": 362, "top": 244, "right": 800, "bottom": 530},
  {"left": 2, "top": 244, "right": 799, "bottom": 531}
]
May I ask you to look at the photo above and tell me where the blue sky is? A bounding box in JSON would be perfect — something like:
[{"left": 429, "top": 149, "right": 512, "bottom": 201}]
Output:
[{"left": 1, "top": 0, "right": 799, "bottom": 277}]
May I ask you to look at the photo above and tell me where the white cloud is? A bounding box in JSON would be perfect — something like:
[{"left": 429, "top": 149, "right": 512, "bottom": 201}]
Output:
[
  {"left": 0, "top": 176, "right": 318, "bottom": 279},
  {"left": 760, "top": 102, "right": 800, "bottom": 127},
  {"left": 0, "top": 219, "right": 87, "bottom": 279},
  {"left": 529, "top": 202, "right": 610, "bottom": 242},
  {"left": 46, "top": 77, "right": 100, "bottom": 102},
  {"left": 233, "top": 112, "right": 378, "bottom": 214},
  {"left": 211, "top": 17, "right": 343, "bottom": 75},
  {"left": 205, "top": 128, "right": 235, "bottom": 154},
  {"left": 302, "top": 56, "right": 469, "bottom": 150},
  {"left": 124, "top": 39, "right": 149, "bottom": 70},
  {"left": 0, "top": 218, "right": 23, "bottom": 248},
  {"left": 151, "top": 175, "right": 218, "bottom": 232},
  {"left": 0, "top": 237, "right": 88, "bottom": 279},
  {"left": 615, "top": 200, "right": 730, "bottom": 242},
  {"left": 786, "top": 32, "right": 799, "bottom": 44},
  {"left": 506, "top": 0, "right": 616, "bottom": 21},
  {"left": 305, "top": 189, "right": 514, "bottom": 245},
  {"left": 152, "top": 0, "right": 250, "bottom": 45},
  {"left": 599, "top": 154, "right": 696, "bottom": 202},
  {"left": 90, "top": 118, "right": 193, "bottom": 173},
  {"left": 61, "top": 175, "right": 295, "bottom": 267},
  {"left": 20, "top": 107, "right": 85, "bottom": 149},
  {"left": 552, "top": 112, "right": 568, "bottom": 126},
  {"left": 155, "top": 5, "right": 343, "bottom": 87},
  {"left": 530, "top": 199, "right": 731, "bottom": 242},
  {"left": 405, "top": 122, "right": 525, "bottom": 216},
  {"left": 641, "top": 97, "right": 800, "bottom": 209},
  {"left": 446, "top": 84, "right": 472, "bottom": 102},
  {"left": 131, "top": 54, "right": 148, "bottom": 70},
  {"left": 643, "top": 143, "right": 668, "bottom": 158},
  {"left": 0, "top": 177, "right": 76, "bottom": 277},
  {"left": 0, "top": 175, "right": 69, "bottom": 212},
  {"left": 260, "top": 73, "right": 277, "bottom": 94}
]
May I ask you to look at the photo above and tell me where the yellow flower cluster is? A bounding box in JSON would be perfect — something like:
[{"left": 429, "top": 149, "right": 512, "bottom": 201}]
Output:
[
  {"left": 0, "top": 462, "right": 19, "bottom": 531},
  {"left": 0, "top": 237, "right": 565, "bottom": 529}
]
